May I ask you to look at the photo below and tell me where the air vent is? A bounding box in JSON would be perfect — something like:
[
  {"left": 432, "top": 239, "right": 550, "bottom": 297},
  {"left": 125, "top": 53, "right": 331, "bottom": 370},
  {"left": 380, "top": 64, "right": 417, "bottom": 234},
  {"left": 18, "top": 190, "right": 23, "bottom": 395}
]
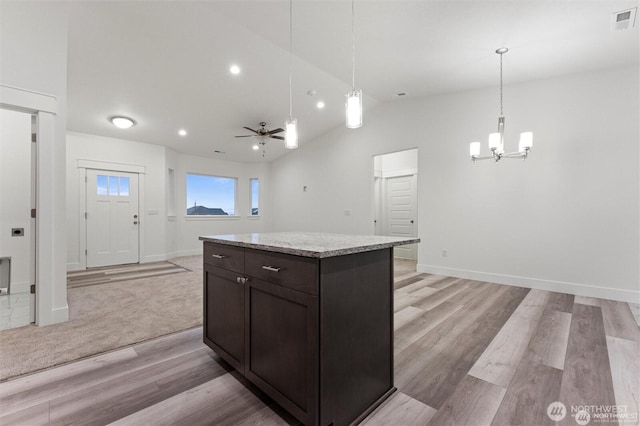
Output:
[{"left": 612, "top": 8, "right": 637, "bottom": 31}]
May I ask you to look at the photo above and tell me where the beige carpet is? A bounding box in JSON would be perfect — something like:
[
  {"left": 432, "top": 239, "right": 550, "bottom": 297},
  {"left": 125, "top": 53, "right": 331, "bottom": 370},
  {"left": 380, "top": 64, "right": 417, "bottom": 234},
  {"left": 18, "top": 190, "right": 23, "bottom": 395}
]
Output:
[{"left": 0, "top": 255, "right": 203, "bottom": 381}]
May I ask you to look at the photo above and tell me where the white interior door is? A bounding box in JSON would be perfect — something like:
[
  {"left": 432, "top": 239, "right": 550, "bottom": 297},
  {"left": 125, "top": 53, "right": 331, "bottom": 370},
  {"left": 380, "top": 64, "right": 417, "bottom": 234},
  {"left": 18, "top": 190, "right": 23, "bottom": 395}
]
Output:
[
  {"left": 386, "top": 175, "right": 417, "bottom": 260},
  {"left": 86, "top": 169, "right": 139, "bottom": 268}
]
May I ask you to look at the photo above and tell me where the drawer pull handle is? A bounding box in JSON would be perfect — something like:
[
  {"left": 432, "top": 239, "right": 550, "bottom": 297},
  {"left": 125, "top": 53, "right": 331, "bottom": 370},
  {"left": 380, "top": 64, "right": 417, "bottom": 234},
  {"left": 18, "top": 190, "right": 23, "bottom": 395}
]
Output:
[
  {"left": 262, "top": 265, "right": 281, "bottom": 272},
  {"left": 211, "top": 254, "right": 227, "bottom": 259}
]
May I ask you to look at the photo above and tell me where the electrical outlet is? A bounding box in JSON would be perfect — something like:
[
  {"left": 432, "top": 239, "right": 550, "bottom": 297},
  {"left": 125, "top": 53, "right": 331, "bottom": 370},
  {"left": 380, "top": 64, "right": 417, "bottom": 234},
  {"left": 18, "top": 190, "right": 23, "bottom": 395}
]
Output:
[{"left": 442, "top": 249, "right": 448, "bottom": 257}]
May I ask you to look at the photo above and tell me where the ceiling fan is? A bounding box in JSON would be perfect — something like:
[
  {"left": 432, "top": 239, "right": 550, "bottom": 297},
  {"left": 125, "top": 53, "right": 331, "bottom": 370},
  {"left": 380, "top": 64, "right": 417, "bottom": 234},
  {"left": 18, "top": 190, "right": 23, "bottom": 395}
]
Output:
[
  {"left": 235, "top": 122, "right": 284, "bottom": 141},
  {"left": 235, "top": 122, "right": 284, "bottom": 157}
]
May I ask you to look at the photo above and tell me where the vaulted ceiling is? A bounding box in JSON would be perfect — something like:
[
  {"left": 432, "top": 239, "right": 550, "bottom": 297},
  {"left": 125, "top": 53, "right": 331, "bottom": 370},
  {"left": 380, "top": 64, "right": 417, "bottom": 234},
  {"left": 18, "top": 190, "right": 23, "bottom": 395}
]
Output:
[{"left": 66, "top": 1, "right": 639, "bottom": 162}]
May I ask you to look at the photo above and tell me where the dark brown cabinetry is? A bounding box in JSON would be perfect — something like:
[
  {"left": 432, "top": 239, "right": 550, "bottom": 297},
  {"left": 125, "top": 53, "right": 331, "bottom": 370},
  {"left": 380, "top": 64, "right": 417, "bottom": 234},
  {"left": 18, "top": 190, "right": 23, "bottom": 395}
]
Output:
[{"left": 203, "top": 242, "right": 394, "bottom": 426}]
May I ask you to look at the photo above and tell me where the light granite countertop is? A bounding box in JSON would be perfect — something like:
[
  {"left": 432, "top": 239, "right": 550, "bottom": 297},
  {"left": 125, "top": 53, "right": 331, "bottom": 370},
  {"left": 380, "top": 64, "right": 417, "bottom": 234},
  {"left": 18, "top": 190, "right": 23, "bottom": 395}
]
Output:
[{"left": 199, "top": 232, "right": 420, "bottom": 258}]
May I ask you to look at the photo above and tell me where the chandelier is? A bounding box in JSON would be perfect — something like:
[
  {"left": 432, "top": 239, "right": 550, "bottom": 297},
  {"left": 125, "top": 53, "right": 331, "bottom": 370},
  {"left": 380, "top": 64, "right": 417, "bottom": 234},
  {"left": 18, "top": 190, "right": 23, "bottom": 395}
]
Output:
[
  {"left": 345, "top": 0, "right": 362, "bottom": 128},
  {"left": 284, "top": 0, "right": 298, "bottom": 149},
  {"left": 470, "top": 48, "right": 532, "bottom": 162}
]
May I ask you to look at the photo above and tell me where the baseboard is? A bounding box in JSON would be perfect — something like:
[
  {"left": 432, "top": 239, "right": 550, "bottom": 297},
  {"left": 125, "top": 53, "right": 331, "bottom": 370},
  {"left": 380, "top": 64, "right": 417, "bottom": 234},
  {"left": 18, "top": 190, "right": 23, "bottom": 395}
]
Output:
[
  {"left": 8, "top": 280, "right": 30, "bottom": 294},
  {"left": 50, "top": 304, "right": 69, "bottom": 324},
  {"left": 167, "top": 249, "right": 203, "bottom": 259},
  {"left": 417, "top": 264, "right": 639, "bottom": 303},
  {"left": 67, "top": 262, "right": 82, "bottom": 272},
  {"left": 141, "top": 254, "right": 168, "bottom": 263},
  {"left": 37, "top": 303, "right": 69, "bottom": 326}
]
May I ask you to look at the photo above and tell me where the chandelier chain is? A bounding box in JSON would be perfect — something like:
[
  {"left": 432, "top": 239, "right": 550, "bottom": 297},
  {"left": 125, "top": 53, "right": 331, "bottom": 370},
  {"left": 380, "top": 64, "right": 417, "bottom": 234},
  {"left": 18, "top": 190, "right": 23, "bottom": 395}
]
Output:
[{"left": 289, "top": 0, "right": 293, "bottom": 117}]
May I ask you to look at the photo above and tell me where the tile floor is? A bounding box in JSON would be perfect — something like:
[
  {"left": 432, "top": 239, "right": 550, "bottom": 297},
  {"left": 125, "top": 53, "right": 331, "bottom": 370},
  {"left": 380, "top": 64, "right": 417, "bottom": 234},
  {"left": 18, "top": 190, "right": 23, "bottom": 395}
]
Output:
[{"left": 0, "top": 292, "right": 31, "bottom": 330}]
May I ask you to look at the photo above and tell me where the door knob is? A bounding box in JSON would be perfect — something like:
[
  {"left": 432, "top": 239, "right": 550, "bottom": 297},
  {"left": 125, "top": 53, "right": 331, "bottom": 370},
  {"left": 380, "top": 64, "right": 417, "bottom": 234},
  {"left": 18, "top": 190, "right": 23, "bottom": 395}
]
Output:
[
  {"left": 133, "top": 221, "right": 138, "bottom": 225},
  {"left": 133, "top": 214, "right": 138, "bottom": 218},
  {"left": 410, "top": 220, "right": 414, "bottom": 224}
]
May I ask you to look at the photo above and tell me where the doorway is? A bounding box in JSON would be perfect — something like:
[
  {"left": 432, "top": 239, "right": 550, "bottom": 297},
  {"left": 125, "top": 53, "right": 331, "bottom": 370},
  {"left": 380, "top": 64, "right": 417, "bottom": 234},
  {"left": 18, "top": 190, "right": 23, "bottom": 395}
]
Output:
[
  {"left": 86, "top": 169, "right": 140, "bottom": 267},
  {"left": 373, "top": 149, "right": 418, "bottom": 260},
  {"left": 0, "top": 108, "right": 36, "bottom": 329}
]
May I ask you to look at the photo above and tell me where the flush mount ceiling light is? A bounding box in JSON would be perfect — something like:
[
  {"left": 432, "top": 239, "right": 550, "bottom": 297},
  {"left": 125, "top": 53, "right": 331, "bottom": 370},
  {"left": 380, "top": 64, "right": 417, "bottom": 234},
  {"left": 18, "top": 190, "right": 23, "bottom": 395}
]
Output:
[
  {"left": 110, "top": 116, "right": 136, "bottom": 129},
  {"left": 345, "top": 0, "right": 362, "bottom": 128},
  {"left": 284, "top": 0, "right": 298, "bottom": 149},
  {"left": 230, "top": 64, "right": 241, "bottom": 75},
  {"left": 178, "top": 129, "right": 187, "bottom": 136},
  {"left": 316, "top": 101, "right": 325, "bottom": 109},
  {"left": 469, "top": 48, "right": 533, "bottom": 163}
]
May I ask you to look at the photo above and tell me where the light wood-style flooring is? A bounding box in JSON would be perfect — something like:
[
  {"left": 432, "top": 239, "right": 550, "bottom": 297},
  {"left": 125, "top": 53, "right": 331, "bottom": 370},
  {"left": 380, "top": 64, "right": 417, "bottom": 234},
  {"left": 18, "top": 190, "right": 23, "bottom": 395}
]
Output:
[{"left": 1, "top": 268, "right": 638, "bottom": 425}]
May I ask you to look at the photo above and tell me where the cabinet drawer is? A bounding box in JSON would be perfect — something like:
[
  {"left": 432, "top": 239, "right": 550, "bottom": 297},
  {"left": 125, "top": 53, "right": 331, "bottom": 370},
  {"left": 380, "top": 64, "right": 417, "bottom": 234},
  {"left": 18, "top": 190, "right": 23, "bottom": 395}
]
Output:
[
  {"left": 245, "top": 249, "right": 318, "bottom": 295},
  {"left": 204, "top": 243, "right": 245, "bottom": 273}
]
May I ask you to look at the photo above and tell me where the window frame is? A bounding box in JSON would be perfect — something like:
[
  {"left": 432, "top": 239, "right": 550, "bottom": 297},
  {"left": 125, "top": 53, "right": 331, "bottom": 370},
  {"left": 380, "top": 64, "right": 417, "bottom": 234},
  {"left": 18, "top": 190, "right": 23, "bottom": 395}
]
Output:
[
  {"left": 249, "top": 178, "right": 260, "bottom": 217},
  {"left": 185, "top": 172, "right": 238, "bottom": 218}
]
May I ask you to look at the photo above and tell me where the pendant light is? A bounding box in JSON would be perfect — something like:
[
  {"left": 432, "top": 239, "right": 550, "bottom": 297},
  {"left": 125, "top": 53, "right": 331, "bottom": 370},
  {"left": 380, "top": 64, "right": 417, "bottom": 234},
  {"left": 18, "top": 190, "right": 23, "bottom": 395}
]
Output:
[
  {"left": 284, "top": 0, "right": 298, "bottom": 149},
  {"left": 345, "top": 0, "right": 362, "bottom": 128},
  {"left": 469, "top": 48, "right": 533, "bottom": 162}
]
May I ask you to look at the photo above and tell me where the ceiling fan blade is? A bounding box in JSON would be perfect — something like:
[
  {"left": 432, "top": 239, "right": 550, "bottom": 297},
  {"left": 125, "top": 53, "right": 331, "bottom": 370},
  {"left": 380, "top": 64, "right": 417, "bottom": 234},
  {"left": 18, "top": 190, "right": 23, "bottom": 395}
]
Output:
[
  {"left": 267, "top": 128, "right": 284, "bottom": 135},
  {"left": 271, "top": 135, "right": 285, "bottom": 140},
  {"left": 243, "top": 127, "right": 259, "bottom": 134},
  {"left": 235, "top": 135, "right": 254, "bottom": 138}
]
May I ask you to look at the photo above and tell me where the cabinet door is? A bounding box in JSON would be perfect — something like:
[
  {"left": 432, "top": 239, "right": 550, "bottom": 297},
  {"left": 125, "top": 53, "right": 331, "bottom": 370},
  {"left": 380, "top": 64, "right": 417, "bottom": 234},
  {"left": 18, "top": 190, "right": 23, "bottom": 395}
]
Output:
[
  {"left": 245, "top": 278, "right": 318, "bottom": 425},
  {"left": 204, "top": 264, "right": 244, "bottom": 371}
]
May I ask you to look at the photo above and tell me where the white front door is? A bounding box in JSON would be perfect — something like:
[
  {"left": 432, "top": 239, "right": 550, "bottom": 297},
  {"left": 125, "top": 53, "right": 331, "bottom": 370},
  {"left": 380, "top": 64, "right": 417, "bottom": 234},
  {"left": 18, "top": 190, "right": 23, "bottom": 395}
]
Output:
[
  {"left": 86, "top": 169, "right": 139, "bottom": 267},
  {"left": 386, "top": 175, "right": 417, "bottom": 260}
]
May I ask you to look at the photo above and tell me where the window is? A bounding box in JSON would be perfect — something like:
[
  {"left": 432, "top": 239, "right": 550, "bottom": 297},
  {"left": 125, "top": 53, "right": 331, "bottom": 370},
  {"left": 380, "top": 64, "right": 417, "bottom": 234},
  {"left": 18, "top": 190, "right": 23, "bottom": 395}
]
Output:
[
  {"left": 167, "top": 168, "right": 176, "bottom": 216},
  {"left": 97, "top": 174, "right": 129, "bottom": 196},
  {"left": 250, "top": 178, "right": 259, "bottom": 216},
  {"left": 186, "top": 173, "right": 236, "bottom": 216}
]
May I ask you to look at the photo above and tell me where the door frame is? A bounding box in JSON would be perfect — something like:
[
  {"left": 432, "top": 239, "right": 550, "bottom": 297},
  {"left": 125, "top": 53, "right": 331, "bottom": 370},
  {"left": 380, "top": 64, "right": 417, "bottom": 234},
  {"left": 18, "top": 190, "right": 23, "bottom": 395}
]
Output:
[
  {"left": 1, "top": 84, "right": 65, "bottom": 326},
  {"left": 76, "top": 160, "right": 145, "bottom": 270},
  {"left": 371, "top": 148, "right": 419, "bottom": 259}
]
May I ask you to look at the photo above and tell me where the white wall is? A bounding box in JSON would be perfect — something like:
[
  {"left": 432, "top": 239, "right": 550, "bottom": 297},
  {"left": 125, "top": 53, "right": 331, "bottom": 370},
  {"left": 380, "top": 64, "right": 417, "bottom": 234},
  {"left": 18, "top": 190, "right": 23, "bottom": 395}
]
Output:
[
  {"left": 66, "top": 133, "right": 270, "bottom": 264},
  {"left": 269, "top": 66, "right": 640, "bottom": 302},
  {"left": 0, "top": 110, "right": 33, "bottom": 293},
  {"left": 1, "top": 1, "right": 69, "bottom": 325}
]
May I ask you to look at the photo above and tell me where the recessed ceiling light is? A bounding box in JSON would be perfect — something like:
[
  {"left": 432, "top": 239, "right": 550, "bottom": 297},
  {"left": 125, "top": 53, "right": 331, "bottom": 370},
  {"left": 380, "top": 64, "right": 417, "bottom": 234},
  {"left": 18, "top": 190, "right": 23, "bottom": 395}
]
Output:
[
  {"left": 230, "top": 65, "right": 241, "bottom": 75},
  {"left": 316, "top": 101, "right": 325, "bottom": 109},
  {"left": 110, "top": 116, "right": 136, "bottom": 129},
  {"left": 178, "top": 129, "right": 187, "bottom": 136},
  {"left": 252, "top": 144, "right": 260, "bottom": 151}
]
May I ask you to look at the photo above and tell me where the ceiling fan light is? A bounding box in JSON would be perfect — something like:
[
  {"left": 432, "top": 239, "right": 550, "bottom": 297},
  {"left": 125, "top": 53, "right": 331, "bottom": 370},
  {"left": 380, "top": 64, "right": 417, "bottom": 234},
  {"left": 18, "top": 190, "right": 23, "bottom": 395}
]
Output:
[
  {"left": 346, "top": 89, "right": 362, "bottom": 128},
  {"left": 285, "top": 117, "right": 298, "bottom": 149}
]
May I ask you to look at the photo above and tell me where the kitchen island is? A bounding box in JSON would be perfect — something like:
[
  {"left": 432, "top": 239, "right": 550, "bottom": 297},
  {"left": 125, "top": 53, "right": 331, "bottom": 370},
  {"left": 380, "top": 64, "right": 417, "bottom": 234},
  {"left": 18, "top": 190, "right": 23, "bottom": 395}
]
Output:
[{"left": 199, "top": 232, "right": 419, "bottom": 426}]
